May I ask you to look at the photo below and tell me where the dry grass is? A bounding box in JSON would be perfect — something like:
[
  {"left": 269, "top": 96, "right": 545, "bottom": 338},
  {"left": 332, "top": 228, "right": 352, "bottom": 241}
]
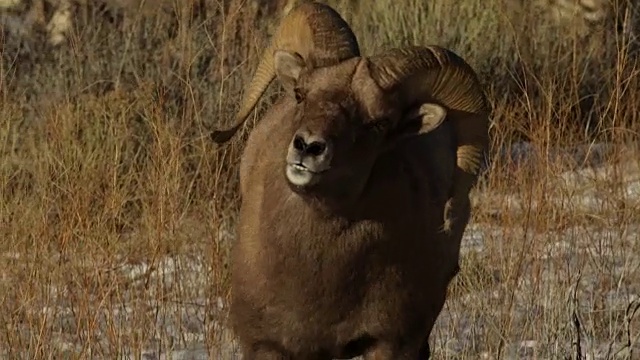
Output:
[{"left": 1, "top": 0, "right": 639, "bottom": 359}]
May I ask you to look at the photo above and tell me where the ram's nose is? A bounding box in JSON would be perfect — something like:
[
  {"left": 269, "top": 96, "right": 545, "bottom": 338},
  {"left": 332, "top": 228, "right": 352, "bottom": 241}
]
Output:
[
  {"left": 285, "top": 129, "right": 333, "bottom": 187},
  {"left": 291, "top": 131, "right": 329, "bottom": 159}
]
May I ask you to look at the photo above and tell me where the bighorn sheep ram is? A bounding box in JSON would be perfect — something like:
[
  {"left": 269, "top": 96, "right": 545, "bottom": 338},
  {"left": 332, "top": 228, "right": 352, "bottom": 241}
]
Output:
[{"left": 220, "top": 2, "right": 490, "bottom": 359}]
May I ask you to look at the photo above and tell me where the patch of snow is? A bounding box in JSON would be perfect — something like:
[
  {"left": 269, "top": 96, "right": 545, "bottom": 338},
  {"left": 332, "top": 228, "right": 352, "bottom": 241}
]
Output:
[{"left": 483, "top": 141, "right": 614, "bottom": 173}]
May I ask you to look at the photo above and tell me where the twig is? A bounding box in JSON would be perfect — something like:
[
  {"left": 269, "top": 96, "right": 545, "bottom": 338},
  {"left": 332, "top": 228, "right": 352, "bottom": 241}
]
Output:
[
  {"left": 613, "top": 297, "right": 640, "bottom": 359},
  {"left": 570, "top": 271, "right": 584, "bottom": 360}
]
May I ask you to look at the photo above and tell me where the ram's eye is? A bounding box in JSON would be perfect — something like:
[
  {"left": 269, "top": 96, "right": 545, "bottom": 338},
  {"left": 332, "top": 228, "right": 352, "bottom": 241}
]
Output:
[{"left": 294, "top": 87, "right": 305, "bottom": 103}]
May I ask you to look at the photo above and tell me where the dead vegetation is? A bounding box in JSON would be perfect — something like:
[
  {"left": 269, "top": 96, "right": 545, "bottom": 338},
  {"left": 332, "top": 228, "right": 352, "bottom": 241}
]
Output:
[{"left": 1, "top": 0, "right": 640, "bottom": 359}]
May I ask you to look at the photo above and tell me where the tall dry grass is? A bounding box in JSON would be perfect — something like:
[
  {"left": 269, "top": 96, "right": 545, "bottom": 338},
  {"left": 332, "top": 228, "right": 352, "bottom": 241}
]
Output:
[{"left": 1, "top": 0, "right": 639, "bottom": 358}]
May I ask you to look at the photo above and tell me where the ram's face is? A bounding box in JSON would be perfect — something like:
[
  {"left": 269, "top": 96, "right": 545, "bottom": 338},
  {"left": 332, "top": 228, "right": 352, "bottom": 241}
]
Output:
[
  {"left": 278, "top": 55, "right": 400, "bottom": 198},
  {"left": 284, "top": 94, "right": 386, "bottom": 191}
]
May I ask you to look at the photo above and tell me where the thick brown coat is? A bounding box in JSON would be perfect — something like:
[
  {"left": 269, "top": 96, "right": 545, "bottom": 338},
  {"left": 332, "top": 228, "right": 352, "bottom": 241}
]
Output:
[{"left": 231, "top": 56, "right": 471, "bottom": 359}]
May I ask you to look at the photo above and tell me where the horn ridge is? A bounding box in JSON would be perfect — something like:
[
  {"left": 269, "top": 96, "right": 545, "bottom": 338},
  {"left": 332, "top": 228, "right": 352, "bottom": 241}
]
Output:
[{"left": 211, "top": 1, "right": 360, "bottom": 144}]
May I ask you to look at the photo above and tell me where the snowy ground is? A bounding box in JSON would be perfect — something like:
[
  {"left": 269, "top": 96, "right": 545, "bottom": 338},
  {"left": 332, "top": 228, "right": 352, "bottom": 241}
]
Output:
[{"left": 2, "top": 141, "right": 639, "bottom": 359}]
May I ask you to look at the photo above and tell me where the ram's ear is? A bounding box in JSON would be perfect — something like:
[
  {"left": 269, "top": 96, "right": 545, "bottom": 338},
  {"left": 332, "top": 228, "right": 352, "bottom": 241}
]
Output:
[
  {"left": 387, "top": 102, "right": 447, "bottom": 143},
  {"left": 274, "top": 50, "right": 306, "bottom": 93},
  {"left": 381, "top": 102, "right": 447, "bottom": 154},
  {"left": 405, "top": 103, "right": 447, "bottom": 135}
]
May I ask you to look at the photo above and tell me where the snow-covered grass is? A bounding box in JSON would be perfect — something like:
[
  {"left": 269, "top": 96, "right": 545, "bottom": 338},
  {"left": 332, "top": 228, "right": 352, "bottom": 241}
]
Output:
[
  {"left": 2, "top": 0, "right": 640, "bottom": 359},
  {"left": 439, "top": 150, "right": 640, "bottom": 359},
  {"left": 1, "top": 141, "right": 638, "bottom": 359}
]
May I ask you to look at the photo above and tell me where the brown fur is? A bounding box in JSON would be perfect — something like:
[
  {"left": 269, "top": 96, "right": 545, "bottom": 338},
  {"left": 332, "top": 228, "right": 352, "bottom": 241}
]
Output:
[{"left": 231, "top": 54, "right": 469, "bottom": 359}]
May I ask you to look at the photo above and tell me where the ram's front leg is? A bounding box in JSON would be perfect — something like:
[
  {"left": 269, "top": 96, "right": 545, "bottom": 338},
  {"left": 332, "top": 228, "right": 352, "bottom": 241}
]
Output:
[
  {"left": 363, "top": 339, "right": 430, "bottom": 360},
  {"left": 418, "top": 339, "right": 431, "bottom": 360},
  {"left": 364, "top": 344, "right": 430, "bottom": 360}
]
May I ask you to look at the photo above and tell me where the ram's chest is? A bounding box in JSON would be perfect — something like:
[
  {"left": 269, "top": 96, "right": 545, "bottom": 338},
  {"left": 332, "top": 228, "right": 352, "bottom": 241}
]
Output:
[
  {"left": 236, "top": 159, "right": 441, "bottom": 289},
  {"left": 267, "top": 203, "right": 382, "bottom": 291},
  {"left": 241, "top": 195, "right": 367, "bottom": 293}
]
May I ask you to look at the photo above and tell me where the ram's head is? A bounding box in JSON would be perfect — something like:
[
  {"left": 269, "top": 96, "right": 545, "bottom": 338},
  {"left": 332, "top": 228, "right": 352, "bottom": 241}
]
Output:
[{"left": 275, "top": 46, "right": 490, "bottom": 205}]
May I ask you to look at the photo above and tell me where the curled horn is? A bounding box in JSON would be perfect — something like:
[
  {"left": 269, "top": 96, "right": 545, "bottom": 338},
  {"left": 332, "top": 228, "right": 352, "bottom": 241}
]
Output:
[
  {"left": 368, "top": 46, "right": 490, "bottom": 203},
  {"left": 211, "top": 1, "right": 360, "bottom": 144}
]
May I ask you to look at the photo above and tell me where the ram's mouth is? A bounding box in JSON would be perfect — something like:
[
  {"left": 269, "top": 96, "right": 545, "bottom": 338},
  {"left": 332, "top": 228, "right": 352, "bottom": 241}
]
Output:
[
  {"left": 291, "top": 163, "right": 314, "bottom": 173},
  {"left": 285, "top": 162, "right": 326, "bottom": 187}
]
